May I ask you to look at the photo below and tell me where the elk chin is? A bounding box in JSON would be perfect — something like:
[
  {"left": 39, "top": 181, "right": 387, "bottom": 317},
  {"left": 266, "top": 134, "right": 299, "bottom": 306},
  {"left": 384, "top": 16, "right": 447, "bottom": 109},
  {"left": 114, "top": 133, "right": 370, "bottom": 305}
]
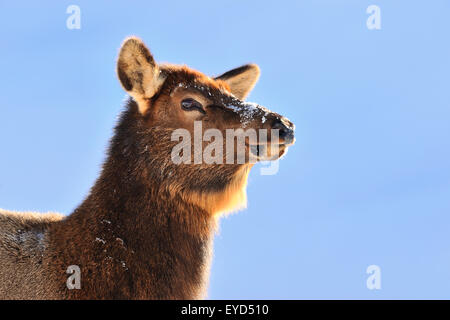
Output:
[{"left": 173, "top": 164, "right": 251, "bottom": 217}]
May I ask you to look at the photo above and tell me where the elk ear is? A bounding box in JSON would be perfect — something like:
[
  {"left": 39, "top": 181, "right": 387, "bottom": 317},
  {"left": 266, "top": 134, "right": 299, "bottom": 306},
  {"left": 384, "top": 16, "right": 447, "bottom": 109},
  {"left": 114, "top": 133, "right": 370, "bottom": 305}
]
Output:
[
  {"left": 117, "top": 37, "right": 166, "bottom": 114},
  {"left": 215, "top": 64, "right": 260, "bottom": 100}
]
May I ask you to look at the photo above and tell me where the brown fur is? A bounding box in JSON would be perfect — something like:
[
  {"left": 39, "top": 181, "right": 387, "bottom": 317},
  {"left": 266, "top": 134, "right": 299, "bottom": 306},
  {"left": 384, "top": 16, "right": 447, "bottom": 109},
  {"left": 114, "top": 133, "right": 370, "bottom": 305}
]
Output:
[{"left": 0, "top": 37, "right": 294, "bottom": 299}]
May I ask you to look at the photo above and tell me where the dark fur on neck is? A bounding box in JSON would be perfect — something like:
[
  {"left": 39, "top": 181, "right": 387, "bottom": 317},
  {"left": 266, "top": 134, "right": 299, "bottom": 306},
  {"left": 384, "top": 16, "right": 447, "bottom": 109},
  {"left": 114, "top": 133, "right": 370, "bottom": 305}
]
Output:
[{"left": 45, "top": 101, "right": 222, "bottom": 299}]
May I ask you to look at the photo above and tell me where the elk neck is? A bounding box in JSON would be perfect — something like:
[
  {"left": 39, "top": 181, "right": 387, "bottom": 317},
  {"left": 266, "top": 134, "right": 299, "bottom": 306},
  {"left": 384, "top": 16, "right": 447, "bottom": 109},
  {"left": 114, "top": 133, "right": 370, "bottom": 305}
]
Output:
[{"left": 49, "top": 102, "right": 217, "bottom": 298}]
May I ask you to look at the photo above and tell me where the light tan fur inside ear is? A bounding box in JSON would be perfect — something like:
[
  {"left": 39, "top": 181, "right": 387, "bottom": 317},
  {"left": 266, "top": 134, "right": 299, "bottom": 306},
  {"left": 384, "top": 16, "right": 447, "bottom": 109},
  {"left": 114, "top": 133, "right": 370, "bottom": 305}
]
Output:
[
  {"left": 117, "top": 37, "right": 166, "bottom": 114},
  {"left": 215, "top": 64, "right": 260, "bottom": 100}
]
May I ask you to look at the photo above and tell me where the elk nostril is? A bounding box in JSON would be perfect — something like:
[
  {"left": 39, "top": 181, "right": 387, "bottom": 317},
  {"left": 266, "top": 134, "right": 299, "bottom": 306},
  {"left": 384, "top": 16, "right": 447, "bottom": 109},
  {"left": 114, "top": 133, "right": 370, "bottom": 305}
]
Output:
[{"left": 272, "top": 120, "right": 290, "bottom": 139}]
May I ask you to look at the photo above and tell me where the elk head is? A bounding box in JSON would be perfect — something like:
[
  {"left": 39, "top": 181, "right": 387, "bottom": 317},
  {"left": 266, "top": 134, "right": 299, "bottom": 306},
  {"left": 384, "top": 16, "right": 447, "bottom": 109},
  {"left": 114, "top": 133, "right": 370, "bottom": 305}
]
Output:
[{"left": 116, "top": 37, "right": 295, "bottom": 215}]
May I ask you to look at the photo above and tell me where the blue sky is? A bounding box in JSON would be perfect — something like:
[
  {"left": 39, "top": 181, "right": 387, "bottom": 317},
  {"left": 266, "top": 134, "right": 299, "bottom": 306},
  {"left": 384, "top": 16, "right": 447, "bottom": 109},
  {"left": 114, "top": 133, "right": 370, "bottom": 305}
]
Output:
[{"left": 0, "top": 1, "right": 449, "bottom": 299}]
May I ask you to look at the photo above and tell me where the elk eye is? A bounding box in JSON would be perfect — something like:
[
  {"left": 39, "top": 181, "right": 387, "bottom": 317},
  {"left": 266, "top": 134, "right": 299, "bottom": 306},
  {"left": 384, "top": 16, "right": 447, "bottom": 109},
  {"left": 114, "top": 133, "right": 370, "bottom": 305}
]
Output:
[{"left": 181, "top": 98, "right": 205, "bottom": 114}]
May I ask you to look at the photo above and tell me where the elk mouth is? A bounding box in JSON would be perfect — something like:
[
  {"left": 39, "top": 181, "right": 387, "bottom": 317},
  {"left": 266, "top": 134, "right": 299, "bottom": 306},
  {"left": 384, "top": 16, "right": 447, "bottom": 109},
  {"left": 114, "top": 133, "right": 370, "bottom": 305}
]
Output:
[{"left": 248, "top": 141, "right": 291, "bottom": 162}]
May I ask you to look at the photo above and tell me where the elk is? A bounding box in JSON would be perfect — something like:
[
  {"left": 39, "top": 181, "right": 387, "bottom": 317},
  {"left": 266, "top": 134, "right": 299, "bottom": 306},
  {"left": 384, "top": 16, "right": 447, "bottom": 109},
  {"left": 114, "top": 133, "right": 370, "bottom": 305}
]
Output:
[{"left": 0, "top": 37, "right": 295, "bottom": 299}]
